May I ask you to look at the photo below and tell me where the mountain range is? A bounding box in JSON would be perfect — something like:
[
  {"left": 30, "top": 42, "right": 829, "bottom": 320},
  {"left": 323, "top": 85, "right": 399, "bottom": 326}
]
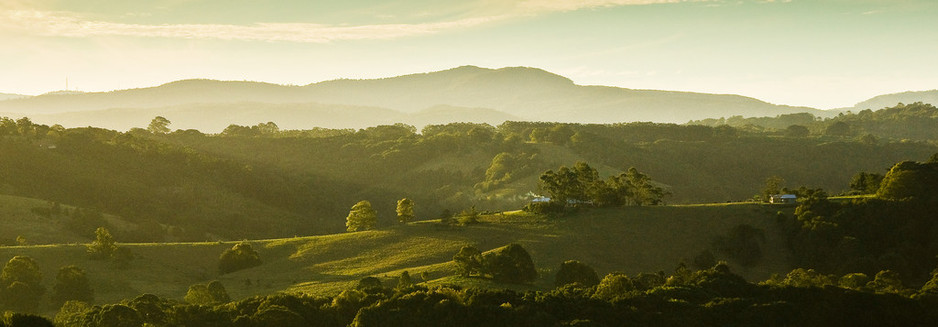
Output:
[{"left": 1, "top": 66, "right": 933, "bottom": 132}]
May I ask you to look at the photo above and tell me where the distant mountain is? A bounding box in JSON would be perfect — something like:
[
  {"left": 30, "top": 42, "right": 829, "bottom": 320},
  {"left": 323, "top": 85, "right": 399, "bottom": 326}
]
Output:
[
  {"left": 301, "top": 66, "right": 830, "bottom": 123},
  {"left": 0, "top": 93, "right": 28, "bottom": 101},
  {"left": 0, "top": 66, "right": 834, "bottom": 130},
  {"left": 851, "top": 90, "right": 938, "bottom": 111}
]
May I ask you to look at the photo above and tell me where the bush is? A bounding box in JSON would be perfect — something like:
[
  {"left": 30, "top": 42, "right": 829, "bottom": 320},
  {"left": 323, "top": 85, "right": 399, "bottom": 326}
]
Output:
[
  {"left": 52, "top": 265, "right": 94, "bottom": 306},
  {"left": 218, "top": 242, "right": 262, "bottom": 274},
  {"left": 554, "top": 260, "right": 600, "bottom": 287},
  {"left": 87, "top": 227, "right": 118, "bottom": 260},
  {"left": 482, "top": 244, "right": 537, "bottom": 284},
  {"left": 185, "top": 281, "right": 230, "bottom": 305}
]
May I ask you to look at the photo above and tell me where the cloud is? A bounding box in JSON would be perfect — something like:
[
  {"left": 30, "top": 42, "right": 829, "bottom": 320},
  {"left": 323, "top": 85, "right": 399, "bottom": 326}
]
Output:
[
  {"left": 0, "top": 9, "right": 509, "bottom": 42},
  {"left": 517, "top": 0, "right": 709, "bottom": 12},
  {"left": 0, "top": 0, "right": 718, "bottom": 43}
]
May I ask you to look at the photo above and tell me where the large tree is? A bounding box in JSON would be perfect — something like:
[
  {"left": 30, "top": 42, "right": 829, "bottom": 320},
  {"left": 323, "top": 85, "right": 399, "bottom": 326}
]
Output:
[
  {"left": 218, "top": 242, "right": 262, "bottom": 274},
  {"left": 453, "top": 245, "right": 482, "bottom": 277},
  {"left": 396, "top": 198, "right": 415, "bottom": 223},
  {"left": 87, "top": 226, "right": 118, "bottom": 260},
  {"left": 482, "top": 243, "right": 537, "bottom": 284},
  {"left": 147, "top": 116, "right": 171, "bottom": 134},
  {"left": 554, "top": 260, "right": 600, "bottom": 287},
  {"left": 52, "top": 265, "right": 94, "bottom": 306},
  {"left": 346, "top": 200, "right": 377, "bottom": 232},
  {"left": 1, "top": 256, "right": 45, "bottom": 312}
]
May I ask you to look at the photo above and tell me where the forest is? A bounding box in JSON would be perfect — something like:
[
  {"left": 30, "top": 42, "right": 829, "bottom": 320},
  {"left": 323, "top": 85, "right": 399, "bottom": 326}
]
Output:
[
  {"left": 1, "top": 102, "right": 938, "bottom": 325},
  {"left": 2, "top": 102, "right": 936, "bottom": 242}
]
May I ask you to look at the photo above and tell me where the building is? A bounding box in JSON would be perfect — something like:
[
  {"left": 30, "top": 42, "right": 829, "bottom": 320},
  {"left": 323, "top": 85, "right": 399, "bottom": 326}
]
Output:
[{"left": 770, "top": 194, "right": 797, "bottom": 204}]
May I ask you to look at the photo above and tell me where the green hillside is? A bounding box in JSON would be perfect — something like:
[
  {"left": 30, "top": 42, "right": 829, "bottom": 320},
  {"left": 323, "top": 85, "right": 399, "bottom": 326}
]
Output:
[{"left": 0, "top": 203, "right": 793, "bottom": 316}]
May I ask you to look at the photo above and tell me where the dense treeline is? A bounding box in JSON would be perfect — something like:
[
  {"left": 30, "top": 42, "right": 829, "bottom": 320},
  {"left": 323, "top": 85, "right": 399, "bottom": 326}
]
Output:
[
  {"left": 0, "top": 118, "right": 352, "bottom": 241},
  {"left": 779, "top": 155, "right": 938, "bottom": 285},
  {"left": 2, "top": 116, "right": 936, "bottom": 241},
  {"left": 690, "top": 102, "right": 938, "bottom": 141},
  {"left": 45, "top": 263, "right": 938, "bottom": 327}
]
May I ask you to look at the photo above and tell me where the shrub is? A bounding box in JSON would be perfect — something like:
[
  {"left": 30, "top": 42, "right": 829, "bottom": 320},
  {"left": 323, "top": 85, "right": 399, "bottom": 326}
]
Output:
[
  {"left": 52, "top": 265, "right": 94, "bottom": 306},
  {"left": 481, "top": 244, "right": 537, "bottom": 284},
  {"left": 218, "top": 242, "right": 262, "bottom": 274},
  {"left": 554, "top": 260, "right": 600, "bottom": 287}
]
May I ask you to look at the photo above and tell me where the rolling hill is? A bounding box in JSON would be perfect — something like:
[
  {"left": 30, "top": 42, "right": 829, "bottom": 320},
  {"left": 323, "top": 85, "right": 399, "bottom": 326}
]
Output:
[
  {"left": 850, "top": 89, "right": 938, "bottom": 111},
  {"left": 0, "top": 93, "right": 28, "bottom": 101},
  {"left": 0, "top": 66, "right": 832, "bottom": 131},
  {"left": 0, "top": 204, "right": 792, "bottom": 316}
]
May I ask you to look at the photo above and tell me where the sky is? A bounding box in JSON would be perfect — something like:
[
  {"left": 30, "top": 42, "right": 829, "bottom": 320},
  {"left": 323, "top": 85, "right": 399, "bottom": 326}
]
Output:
[{"left": 1, "top": 0, "right": 936, "bottom": 109}]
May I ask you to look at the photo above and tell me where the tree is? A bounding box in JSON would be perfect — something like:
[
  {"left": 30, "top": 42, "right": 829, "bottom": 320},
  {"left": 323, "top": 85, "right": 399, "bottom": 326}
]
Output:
[
  {"left": 1, "top": 256, "right": 45, "bottom": 312},
  {"left": 481, "top": 243, "right": 537, "bottom": 284},
  {"left": 396, "top": 198, "right": 415, "bottom": 223},
  {"left": 761, "top": 176, "right": 785, "bottom": 202},
  {"left": 785, "top": 125, "right": 810, "bottom": 138},
  {"left": 218, "top": 242, "right": 262, "bottom": 274},
  {"left": 554, "top": 260, "right": 600, "bottom": 287},
  {"left": 453, "top": 245, "right": 482, "bottom": 277},
  {"left": 824, "top": 121, "right": 850, "bottom": 137},
  {"left": 52, "top": 265, "right": 94, "bottom": 306},
  {"left": 397, "top": 271, "right": 413, "bottom": 290},
  {"left": 147, "top": 116, "right": 171, "bottom": 134},
  {"left": 346, "top": 200, "right": 377, "bottom": 232},
  {"left": 622, "top": 167, "right": 668, "bottom": 206},
  {"left": 457, "top": 206, "right": 480, "bottom": 225},
  {"left": 849, "top": 172, "right": 884, "bottom": 195},
  {"left": 184, "top": 284, "right": 214, "bottom": 305},
  {"left": 87, "top": 227, "right": 120, "bottom": 261},
  {"left": 185, "top": 281, "right": 229, "bottom": 305},
  {"left": 207, "top": 280, "right": 231, "bottom": 303}
]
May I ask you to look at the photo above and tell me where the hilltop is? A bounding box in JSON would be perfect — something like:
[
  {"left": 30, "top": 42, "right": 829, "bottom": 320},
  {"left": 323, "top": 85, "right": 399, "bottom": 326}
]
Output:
[
  {"left": 0, "top": 93, "right": 27, "bottom": 101},
  {"left": 850, "top": 89, "right": 938, "bottom": 111},
  {"left": 0, "top": 66, "right": 830, "bottom": 132}
]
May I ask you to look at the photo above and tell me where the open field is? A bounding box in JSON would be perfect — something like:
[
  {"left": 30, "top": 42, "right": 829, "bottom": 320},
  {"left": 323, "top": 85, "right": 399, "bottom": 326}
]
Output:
[{"left": 0, "top": 201, "right": 796, "bottom": 316}]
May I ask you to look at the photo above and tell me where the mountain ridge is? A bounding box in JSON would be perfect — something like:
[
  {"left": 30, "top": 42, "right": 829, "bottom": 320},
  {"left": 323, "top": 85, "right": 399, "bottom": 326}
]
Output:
[
  {"left": 851, "top": 89, "right": 938, "bottom": 111},
  {"left": 0, "top": 66, "right": 875, "bottom": 129}
]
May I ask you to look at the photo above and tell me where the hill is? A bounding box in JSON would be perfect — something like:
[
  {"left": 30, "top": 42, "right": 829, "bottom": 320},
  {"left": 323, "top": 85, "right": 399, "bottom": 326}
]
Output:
[
  {"left": 0, "top": 93, "right": 28, "bottom": 101},
  {"left": 0, "top": 66, "right": 832, "bottom": 131},
  {"left": 0, "top": 204, "right": 792, "bottom": 316},
  {"left": 851, "top": 90, "right": 938, "bottom": 111}
]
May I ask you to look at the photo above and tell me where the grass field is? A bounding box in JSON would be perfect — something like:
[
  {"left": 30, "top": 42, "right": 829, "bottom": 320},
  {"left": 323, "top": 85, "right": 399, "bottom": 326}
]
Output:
[{"left": 0, "top": 201, "right": 795, "bottom": 316}]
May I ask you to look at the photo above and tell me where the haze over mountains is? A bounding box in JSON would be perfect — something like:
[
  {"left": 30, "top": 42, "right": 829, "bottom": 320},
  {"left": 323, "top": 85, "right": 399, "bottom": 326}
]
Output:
[
  {"left": 0, "top": 93, "right": 27, "bottom": 101},
  {"left": 0, "top": 66, "right": 932, "bottom": 132}
]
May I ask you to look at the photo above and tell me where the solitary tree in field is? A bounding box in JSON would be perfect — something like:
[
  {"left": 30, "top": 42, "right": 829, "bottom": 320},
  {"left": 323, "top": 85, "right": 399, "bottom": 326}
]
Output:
[
  {"left": 218, "top": 242, "right": 262, "bottom": 274},
  {"left": 396, "top": 198, "right": 415, "bottom": 223},
  {"left": 147, "top": 116, "right": 171, "bottom": 134},
  {"left": 87, "top": 227, "right": 118, "bottom": 260},
  {"left": 346, "top": 200, "right": 377, "bottom": 232}
]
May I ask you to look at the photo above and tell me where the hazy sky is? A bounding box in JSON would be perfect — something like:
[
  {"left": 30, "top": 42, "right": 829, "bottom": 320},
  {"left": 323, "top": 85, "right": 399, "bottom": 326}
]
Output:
[{"left": 1, "top": 0, "right": 936, "bottom": 109}]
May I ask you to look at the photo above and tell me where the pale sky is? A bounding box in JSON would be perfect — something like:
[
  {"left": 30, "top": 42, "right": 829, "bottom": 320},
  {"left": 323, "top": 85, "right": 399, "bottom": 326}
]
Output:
[{"left": 1, "top": 0, "right": 936, "bottom": 109}]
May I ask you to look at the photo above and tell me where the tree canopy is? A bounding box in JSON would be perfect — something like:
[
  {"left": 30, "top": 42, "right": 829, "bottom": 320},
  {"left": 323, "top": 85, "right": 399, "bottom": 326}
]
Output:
[{"left": 346, "top": 200, "right": 378, "bottom": 232}]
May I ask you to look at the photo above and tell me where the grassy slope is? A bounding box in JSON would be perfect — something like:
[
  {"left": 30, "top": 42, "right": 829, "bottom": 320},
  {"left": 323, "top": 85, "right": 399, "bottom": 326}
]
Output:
[
  {"left": 0, "top": 202, "right": 794, "bottom": 317},
  {"left": 0, "top": 194, "right": 136, "bottom": 245}
]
